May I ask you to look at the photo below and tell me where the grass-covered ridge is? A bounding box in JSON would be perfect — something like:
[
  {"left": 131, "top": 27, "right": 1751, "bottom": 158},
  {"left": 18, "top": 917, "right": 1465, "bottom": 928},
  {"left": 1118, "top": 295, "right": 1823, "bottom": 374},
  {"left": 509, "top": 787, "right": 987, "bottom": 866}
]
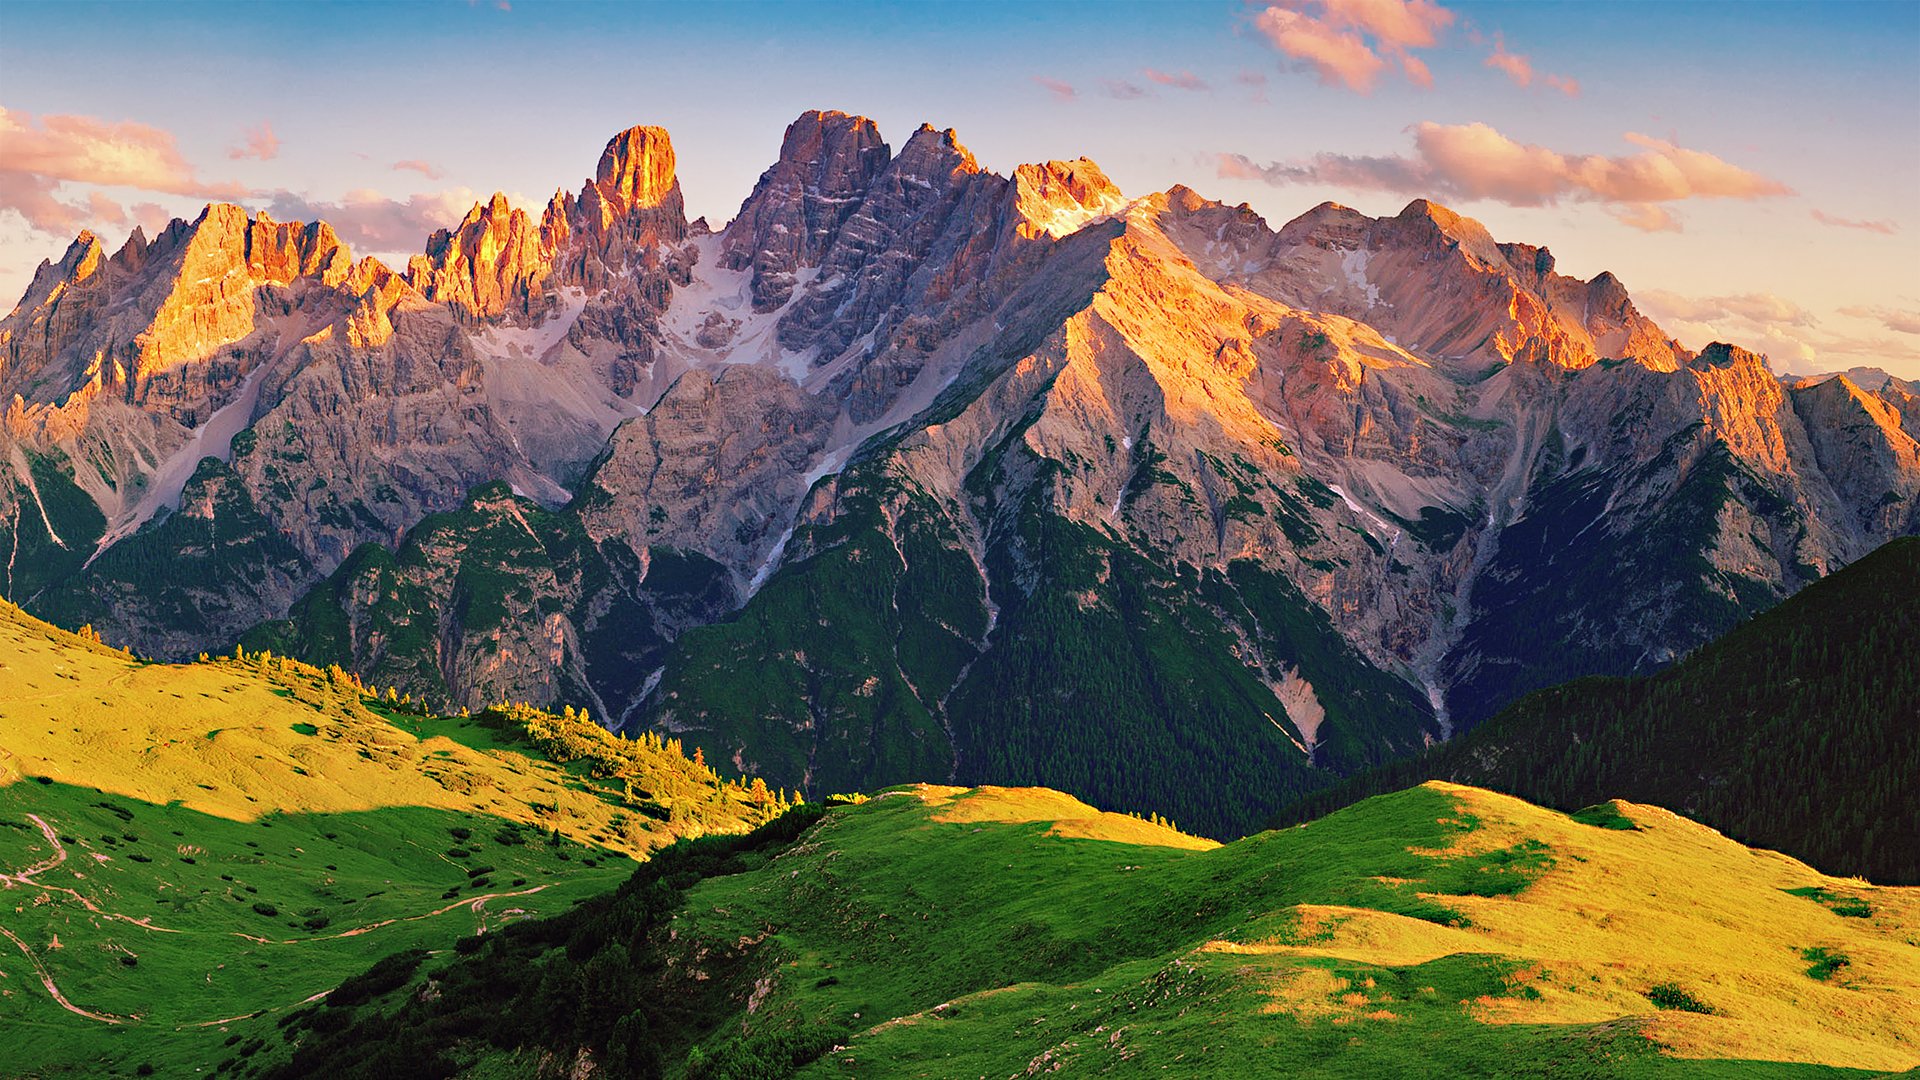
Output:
[
  {"left": 0, "top": 598, "right": 785, "bottom": 1077},
  {"left": 270, "top": 782, "right": 1919, "bottom": 1078}
]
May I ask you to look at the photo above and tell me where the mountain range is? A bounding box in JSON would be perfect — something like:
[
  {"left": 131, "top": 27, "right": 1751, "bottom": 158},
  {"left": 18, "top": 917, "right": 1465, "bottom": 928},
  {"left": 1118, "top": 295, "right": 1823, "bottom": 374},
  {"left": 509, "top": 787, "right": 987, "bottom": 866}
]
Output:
[{"left": 4, "top": 110, "right": 1916, "bottom": 837}]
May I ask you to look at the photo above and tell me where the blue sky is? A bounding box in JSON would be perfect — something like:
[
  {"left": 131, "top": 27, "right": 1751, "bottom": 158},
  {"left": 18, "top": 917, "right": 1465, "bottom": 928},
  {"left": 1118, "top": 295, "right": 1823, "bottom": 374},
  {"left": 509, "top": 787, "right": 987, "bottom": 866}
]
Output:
[{"left": 3, "top": 0, "right": 1917, "bottom": 374}]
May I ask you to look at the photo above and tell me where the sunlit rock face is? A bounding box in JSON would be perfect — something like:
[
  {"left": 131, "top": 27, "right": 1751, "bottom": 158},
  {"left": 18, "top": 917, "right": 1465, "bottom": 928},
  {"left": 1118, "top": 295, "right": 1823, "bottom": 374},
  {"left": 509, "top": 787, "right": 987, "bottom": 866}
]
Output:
[{"left": 1, "top": 110, "right": 1914, "bottom": 821}]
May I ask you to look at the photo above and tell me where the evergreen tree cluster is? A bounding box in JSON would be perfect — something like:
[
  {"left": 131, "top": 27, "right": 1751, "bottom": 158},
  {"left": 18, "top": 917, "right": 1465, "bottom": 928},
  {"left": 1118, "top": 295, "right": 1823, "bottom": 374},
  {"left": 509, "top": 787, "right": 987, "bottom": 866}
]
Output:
[
  {"left": 1273, "top": 537, "right": 1920, "bottom": 884},
  {"left": 263, "top": 806, "right": 829, "bottom": 1080}
]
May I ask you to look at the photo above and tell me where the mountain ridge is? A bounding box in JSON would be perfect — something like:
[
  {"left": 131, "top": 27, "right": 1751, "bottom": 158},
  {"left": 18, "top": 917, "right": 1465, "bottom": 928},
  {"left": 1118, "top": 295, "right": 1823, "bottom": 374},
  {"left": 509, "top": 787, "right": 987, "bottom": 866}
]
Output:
[{"left": 3, "top": 111, "right": 1916, "bottom": 831}]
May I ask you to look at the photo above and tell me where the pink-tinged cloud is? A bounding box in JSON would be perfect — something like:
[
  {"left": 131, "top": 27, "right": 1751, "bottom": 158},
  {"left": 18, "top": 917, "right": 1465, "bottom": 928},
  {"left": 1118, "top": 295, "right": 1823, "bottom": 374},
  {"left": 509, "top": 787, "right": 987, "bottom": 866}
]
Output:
[
  {"left": 1838, "top": 305, "right": 1920, "bottom": 335},
  {"left": 130, "top": 201, "right": 173, "bottom": 236},
  {"left": 0, "top": 107, "right": 246, "bottom": 199},
  {"left": 1640, "top": 289, "right": 1815, "bottom": 328},
  {"left": 1397, "top": 52, "right": 1433, "bottom": 89},
  {"left": 0, "top": 172, "right": 102, "bottom": 234},
  {"left": 1253, "top": 0, "right": 1455, "bottom": 93},
  {"left": 1144, "top": 68, "right": 1209, "bottom": 91},
  {"left": 1545, "top": 73, "right": 1580, "bottom": 97},
  {"left": 393, "top": 159, "right": 447, "bottom": 181},
  {"left": 1101, "top": 79, "right": 1151, "bottom": 100},
  {"left": 1883, "top": 311, "right": 1920, "bottom": 335},
  {"left": 264, "top": 188, "right": 482, "bottom": 253},
  {"left": 228, "top": 121, "right": 279, "bottom": 162},
  {"left": 1219, "top": 122, "right": 1791, "bottom": 210},
  {"left": 1033, "top": 76, "right": 1078, "bottom": 102},
  {"left": 1811, "top": 208, "right": 1897, "bottom": 235},
  {"left": 1256, "top": 7, "right": 1387, "bottom": 91},
  {"left": 1484, "top": 35, "right": 1532, "bottom": 87},
  {"left": 1606, "top": 203, "right": 1681, "bottom": 233}
]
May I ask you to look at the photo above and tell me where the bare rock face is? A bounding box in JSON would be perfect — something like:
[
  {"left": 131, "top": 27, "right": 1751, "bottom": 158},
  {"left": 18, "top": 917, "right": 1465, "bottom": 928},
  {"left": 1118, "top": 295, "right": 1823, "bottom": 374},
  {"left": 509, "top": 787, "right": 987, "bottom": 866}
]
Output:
[
  {"left": 1011, "top": 158, "right": 1127, "bottom": 240},
  {"left": 566, "top": 124, "right": 689, "bottom": 277},
  {"left": 576, "top": 365, "right": 839, "bottom": 593},
  {"left": 406, "top": 125, "right": 690, "bottom": 324},
  {"left": 408, "top": 193, "right": 554, "bottom": 324},
  {"left": 1202, "top": 195, "right": 1685, "bottom": 376},
  {"left": 2, "top": 207, "right": 351, "bottom": 417},
  {"left": 1790, "top": 374, "right": 1920, "bottom": 537},
  {"left": 774, "top": 124, "right": 987, "bottom": 358},
  {"left": 719, "top": 110, "right": 890, "bottom": 310}
]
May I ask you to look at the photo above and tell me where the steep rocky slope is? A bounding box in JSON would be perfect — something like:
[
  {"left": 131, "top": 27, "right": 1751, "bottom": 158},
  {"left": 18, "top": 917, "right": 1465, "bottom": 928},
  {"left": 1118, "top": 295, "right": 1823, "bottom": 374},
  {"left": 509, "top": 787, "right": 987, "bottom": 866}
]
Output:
[{"left": 4, "top": 111, "right": 1916, "bottom": 836}]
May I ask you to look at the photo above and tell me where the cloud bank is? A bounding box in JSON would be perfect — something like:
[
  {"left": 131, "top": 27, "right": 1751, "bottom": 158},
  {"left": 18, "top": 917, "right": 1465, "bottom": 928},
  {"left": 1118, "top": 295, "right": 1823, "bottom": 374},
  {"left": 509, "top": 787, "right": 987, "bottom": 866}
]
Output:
[{"left": 1219, "top": 122, "right": 1790, "bottom": 229}]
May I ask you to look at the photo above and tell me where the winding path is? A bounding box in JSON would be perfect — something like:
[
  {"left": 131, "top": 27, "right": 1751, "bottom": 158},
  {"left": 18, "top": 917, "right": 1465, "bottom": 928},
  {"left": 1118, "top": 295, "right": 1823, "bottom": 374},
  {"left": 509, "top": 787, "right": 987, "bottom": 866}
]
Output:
[{"left": 0, "top": 814, "right": 553, "bottom": 1026}]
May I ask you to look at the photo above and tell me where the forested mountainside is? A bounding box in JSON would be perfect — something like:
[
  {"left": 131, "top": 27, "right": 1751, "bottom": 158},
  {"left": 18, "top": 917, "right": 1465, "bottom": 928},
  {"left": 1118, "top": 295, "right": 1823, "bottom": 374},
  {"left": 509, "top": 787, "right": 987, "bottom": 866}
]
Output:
[{"left": 1272, "top": 536, "right": 1920, "bottom": 883}]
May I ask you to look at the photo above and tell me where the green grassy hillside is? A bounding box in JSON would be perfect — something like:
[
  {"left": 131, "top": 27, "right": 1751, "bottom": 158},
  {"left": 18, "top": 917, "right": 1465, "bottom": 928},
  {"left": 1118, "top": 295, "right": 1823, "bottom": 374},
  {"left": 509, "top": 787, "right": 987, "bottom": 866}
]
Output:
[
  {"left": 0, "top": 598, "right": 783, "bottom": 1078},
  {"left": 260, "top": 782, "right": 1920, "bottom": 1078},
  {"left": 1274, "top": 536, "right": 1920, "bottom": 883}
]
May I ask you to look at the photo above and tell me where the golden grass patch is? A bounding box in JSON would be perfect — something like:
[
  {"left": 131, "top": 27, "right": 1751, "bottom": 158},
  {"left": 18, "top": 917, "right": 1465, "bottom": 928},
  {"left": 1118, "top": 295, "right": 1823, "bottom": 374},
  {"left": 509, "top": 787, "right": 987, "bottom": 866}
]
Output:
[
  {"left": 0, "top": 601, "right": 678, "bottom": 857},
  {"left": 917, "top": 784, "right": 1218, "bottom": 850}
]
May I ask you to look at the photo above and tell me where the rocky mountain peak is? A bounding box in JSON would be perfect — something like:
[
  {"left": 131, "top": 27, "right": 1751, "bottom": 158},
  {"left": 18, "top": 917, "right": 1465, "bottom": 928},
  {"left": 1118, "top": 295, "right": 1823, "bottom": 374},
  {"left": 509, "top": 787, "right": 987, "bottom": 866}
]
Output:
[
  {"left": 185, "top": 203, "right": 351, "bottom": 289},
  {"left": 900, "top": 124, "right": 979, "bottom": 172},
  {"left": 407, "top": 192, "right": 550, "bottom": 323},
  {"left": 1275, "top": 200, "right": 1371, "bottom": 249},
  {"left": 593, "top": 125, "right": 678, "bottom": 210},
  {"left": 1012, "top": 158, "right": 1126, "bottom": 239},
  {"left": 1694, "top": 340, "right": 1767, "bottom": 371},
  {"left": 776, "top": 110, "right": 889, "bottom": 187},
  {"left": 1388, "top": 197, "right": 1505, "bottom": 266},
  {"left": 1584, "top": 270, "right": 1632, "bottom": 315},
  {"left": 720, "top": 110, "right": 893, "bottom": 311}
]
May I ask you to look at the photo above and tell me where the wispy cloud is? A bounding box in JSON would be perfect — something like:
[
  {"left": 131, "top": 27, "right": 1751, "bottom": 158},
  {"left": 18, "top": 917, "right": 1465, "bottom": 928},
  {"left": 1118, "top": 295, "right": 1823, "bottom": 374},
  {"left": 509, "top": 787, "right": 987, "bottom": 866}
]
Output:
[
  {"left": 393, "top": 159, "right": 446, "bottom": 181},
  {"left": 1483, "top": 34, "right": 1532, "bottom": 87},
  {"left": 1033, "top": 76, "right": 1078, "bottom": 102},
  {"left": 0, "top": 107, "right": 245, "bottom": 236},
  {"left": 1839, "top": 305, "right": 1920, "bottom": 335},
  {"left": 1544, "top": 73, "right": 1580, "bottom": 97},
  {"left": 1638, "top": 289, "right": 1920, "bottom": 372},
  {"left": 1219, "top": 123, "right": 1791, "bottom": 224},
  {"left": 1605, "top": 203, "right": 1681, "bottom": 233},
  {"left": 1811, "top": 208, "right": 1897, "bottom": 235},
  {"left": 1251, "top": 0, "right": 1454, "bottom": 93},
  {"left": 228, "top": 121, "right": 279, "bottom": 162},
  {"left": 1638, "top": 288, "right": 1818, "bottom": 367},
  {"left": 0, "top": 107, "right": 246, "bottom": 200},
  {"left": 265, "top": 187, "right": 482, "bottom": 253},
  {"left": 1144, "top": 68, "right": 1209, "bottom": 91},
  {"left": 1101, "top": 79, "right": 1151, "bottom": 100},
  {"left": 1640, "top": 289, "right": 1815, "bottom": 327},
  {"left": 0, "top": 173, "right": 119, "bottom": 234}
]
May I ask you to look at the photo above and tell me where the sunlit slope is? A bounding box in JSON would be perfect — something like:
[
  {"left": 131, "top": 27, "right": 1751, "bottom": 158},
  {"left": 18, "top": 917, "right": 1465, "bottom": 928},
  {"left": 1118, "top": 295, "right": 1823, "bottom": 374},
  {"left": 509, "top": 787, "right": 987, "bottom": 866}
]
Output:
[
  {"left": 0, "top": 598, "right": 757, "bottom": 854},
  {"left": 673, "top": 783, "right": 1919, "bottom": 1077},
  {"left": 0, "top": 597, "right": 782, "bottom": 1079}
]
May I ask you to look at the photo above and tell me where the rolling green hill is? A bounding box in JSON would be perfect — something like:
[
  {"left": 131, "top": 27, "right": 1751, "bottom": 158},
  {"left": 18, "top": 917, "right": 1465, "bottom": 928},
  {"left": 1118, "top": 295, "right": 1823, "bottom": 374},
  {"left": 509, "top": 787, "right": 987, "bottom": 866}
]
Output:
[
  {"left": 1271, "top": 536, "right": 1920, "bottom": 883},
  {"left": 0, "top": 599, "right": 784, "bottom": 1078},
  {"left": 259, "top": 782, "right": 1918, "bottom": 1079}
]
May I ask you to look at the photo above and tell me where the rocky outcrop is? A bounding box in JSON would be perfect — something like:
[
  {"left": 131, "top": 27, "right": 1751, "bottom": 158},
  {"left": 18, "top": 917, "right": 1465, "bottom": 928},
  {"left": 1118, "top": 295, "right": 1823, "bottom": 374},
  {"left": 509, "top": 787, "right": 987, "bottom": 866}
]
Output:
[
  {"left": 408, "top": 193, "right": 554, "bottom": 324},
  {"left": 719, "top": 110, "right": 890, "bottom": 311},
  {"left": 576, "top": 365, "right": 839, "bottom": 593}
]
